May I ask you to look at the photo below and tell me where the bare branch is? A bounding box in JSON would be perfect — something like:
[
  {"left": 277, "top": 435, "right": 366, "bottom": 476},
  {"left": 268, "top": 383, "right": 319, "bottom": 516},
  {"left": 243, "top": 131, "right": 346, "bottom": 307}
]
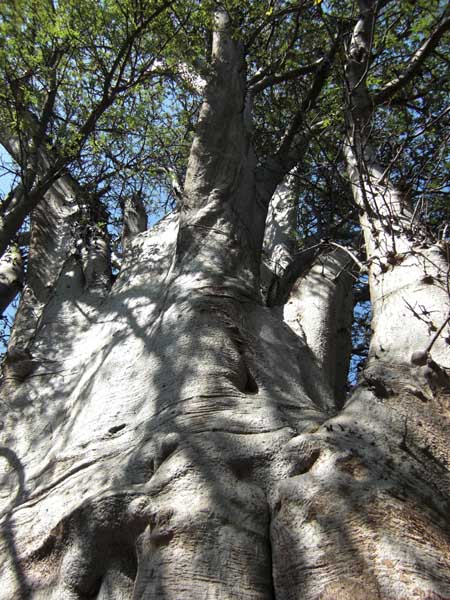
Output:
[
  {"left": 245, "top": 4, "right": 307, "bottom": 50},
  {"left": 276, "top": 34, "right": 341, "bottom": 162},
  {"left": 373, "top": 15, "right": 450, "bottom": 105},
  {"left": 249, "top": 58, "right": 324, "bottom": 95},
  {"left": 329, "top": 241, "right": 367, "bottom": 273},
  {"left": 77, "top": 0, "right": 174, "bottom": 146}
]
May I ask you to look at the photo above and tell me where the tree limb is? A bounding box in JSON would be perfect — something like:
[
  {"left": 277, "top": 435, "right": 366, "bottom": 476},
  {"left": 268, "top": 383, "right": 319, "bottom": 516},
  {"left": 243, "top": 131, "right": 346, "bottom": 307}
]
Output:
[
  {"left": 373, "top": 15, "right": 450, "bottom": 106},
  {"left": 248, "top": 58, "right": 324, "bottom": 94},
  {"left": 267, "top": 243, "right": 323, "bottom": 307},
  {"left": 0, "top": 245, "right": 23, "bottom": 315},
  {"left": 276, "top": 33, "right": 341, "bottom": 163}
]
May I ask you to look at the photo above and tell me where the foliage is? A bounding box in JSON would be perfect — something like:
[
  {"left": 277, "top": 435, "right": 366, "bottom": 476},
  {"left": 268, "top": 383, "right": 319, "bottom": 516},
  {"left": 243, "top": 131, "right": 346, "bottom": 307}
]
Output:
[{"left": 0, "top": 0, "right": 449, "bottom": 374}]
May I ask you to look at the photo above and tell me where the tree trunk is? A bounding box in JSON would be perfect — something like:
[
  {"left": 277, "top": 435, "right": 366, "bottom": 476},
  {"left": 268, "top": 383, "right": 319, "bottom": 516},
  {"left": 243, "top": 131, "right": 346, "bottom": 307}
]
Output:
[
  {"left": 1, "top": 6, "right": 450, "bottom": 600},
  {"left": 265, "top": 3, "right": 450, "bottom": 598},
  {"left": 262, "top": 177, "right": 354, "bottom": 408},
  {"left": 0, "top": 199, "right": 335, "bottom": 598},
  {"left": 284, "top": 247, "right": 354, "bottom": 408},
  {"left": 7, "top": 174, "right": 112, "bottom": 357},
  {"left": 343, "top": 0, "right": 450, "bottom": 387}
]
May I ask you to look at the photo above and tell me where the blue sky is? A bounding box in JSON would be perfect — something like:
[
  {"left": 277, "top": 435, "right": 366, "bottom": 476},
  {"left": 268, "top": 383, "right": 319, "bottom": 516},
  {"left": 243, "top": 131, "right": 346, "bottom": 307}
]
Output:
[
  {"left": 0, "top": 146, "right": 19, "bottom": 352},
  {"left": 0, "top": 145, "right": 15, "bottom": 198}
]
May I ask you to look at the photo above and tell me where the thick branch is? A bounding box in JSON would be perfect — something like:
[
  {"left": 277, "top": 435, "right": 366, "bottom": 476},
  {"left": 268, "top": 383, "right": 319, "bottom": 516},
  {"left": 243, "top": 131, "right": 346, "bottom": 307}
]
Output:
[
  {"left": 183, "top": 8, "right": 247, "bottom": 209},
  {"left": 122, "top": 193, "right": 147, "bottom": 251},
  {"left": 267, "top": 244, "right": 322, "bottom": 307},
  {"left": 283, "top": 247, "right": 354, "bottom": 408},
  {"left": 0, "top": 245, "right": 23, "bottom": 315},
  {"left": 0, "top": 184, "right": 35, "bottom": 258},
  {"left": 0, "top": 163, "right": 71, "bottom": 259},
  {"left": 262, "top": 173, "right": 298, "bottom": 278},
  {"left": 249, "top": 58, "right": 324, "bottom": 94}
]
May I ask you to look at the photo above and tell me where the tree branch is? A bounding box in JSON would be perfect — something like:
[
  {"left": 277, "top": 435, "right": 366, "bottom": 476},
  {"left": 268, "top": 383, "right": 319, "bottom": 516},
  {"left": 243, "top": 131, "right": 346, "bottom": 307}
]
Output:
[
  {"left": 77, "top": 0, "right": 173, "bottom": 146},
  {"left": 267, "top": 243, "right": 323, "bottom": 307},
  {"left": 248, "top": 58, "right": 324, "bottom": 95},
  {"left": 0, "top": 245, "right": 23, "bottom": 315},
  {"left": 183, "top": 8, "right": 247, "bottom": 208},
  {"left": 329, "top": 241, "right": 367, "bottom": 273},
  {"left": 276, "top": 33, "right": 341, "bottom": 162},
  {"left": 245, "top": 5, "right": 307, "bottom": 50},
  {"left": 373, "top": 15, "right": 450, "bottom": 106}
]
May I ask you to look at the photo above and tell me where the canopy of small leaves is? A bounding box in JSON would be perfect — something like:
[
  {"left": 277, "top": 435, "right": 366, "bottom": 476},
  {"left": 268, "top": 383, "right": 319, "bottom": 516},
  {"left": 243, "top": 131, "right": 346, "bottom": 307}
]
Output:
[{"left": 0, "top": 0, "right": 448, "bottom": 276}]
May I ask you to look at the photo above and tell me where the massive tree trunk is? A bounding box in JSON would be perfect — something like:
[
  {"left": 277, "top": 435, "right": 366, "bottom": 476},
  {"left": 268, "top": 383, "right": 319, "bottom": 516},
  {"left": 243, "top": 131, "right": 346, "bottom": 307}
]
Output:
[
  {"left": 0, "top": 6, "right": 449, "bottom": 600},
  {"left": 343, "top": 0, "right": 450, "bottom": 386},
  {"left": 266, "top": 2, "right": 450, "bottom": 598}
]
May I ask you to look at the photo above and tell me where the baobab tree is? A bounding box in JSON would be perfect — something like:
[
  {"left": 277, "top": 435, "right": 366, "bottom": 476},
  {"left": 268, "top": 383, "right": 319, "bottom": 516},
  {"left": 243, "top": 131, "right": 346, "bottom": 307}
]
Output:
[{"left": 0, "top": 1, "right": 449, "bottom": 598}]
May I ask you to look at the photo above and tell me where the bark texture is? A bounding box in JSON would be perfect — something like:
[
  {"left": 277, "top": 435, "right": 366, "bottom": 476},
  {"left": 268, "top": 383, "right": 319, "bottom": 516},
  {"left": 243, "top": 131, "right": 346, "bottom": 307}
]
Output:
[
  {"left": 0, "top": 246, "right": 23, "bottom": 316},
  {"left": 262, "top": 177, "right": 354, "bottom": 408},
  {"left": 8, "top": 175, "right": 111, "bottom": 356},
  {"left": 0, "top": 6, "right": 449, "bottom": 600},
  {"left": 2, "top": 206, "right": 448, "bottom": 600},
  {"left": 343, "top": 0, "right": 450, "bottom": 387},
  {"left": 284, "top": 248, "right": 354, "bottom": 408},
  {"left": 122, "top": 193, "right": 147, "bottom": 252},
  {"left": 265, "top": 3, "right": 450, "bottom": 597},
  {"left": 0, "top": 210, "right": 333, "bottom": 599}
]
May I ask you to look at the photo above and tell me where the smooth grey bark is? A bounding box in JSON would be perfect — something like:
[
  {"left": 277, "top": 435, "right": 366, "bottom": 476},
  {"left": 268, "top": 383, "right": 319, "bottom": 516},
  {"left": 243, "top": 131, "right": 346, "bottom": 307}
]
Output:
[
  {"left": 0, "top": 7, "right": 449, "bottom": 600},
  {"left": 344, "top": 0, "right": 450, "bottom": 384},
  {"left": 266, "top": 4, "right": 450, "bottom": 598},
  {"left": 8, "top": 175, "right": 112, "bottom": 354},
  {"left": 0, "top": 206, "right": 334, "bottom": 598},
  {"left": 0, "top": 128, "right": 78, "bottom": 316},
  {"left": 262, "top": 177, "right": 354, "bottom": 408},
  {"left": 180, "top": 9, "right": 265, "bottom": 292},
  {"left": 0, "top": 246, "right": 23, "bottom": 315},
  {"left": 2, "top": 200, "right": 448, "bottom": 599},
  {"left": 122, "top": 193, "right": 147, "bottom": 252},
  {"left": 0, "top": 184, "right": 32, "bottom": 261},
  {"left": 263, "top": 173, "right": 297, "bottom": 278},
  {"left": 1, "top": 113, "right": 113, "bottom": 345},
  {"left": 284, "top": 248, "right": 354, "bottom": 408},
  {"left": 0, "top": 134, "right": 67, "bottom": 262},
  {"left": 0, "top": 11, "right": 331, "bottom": 599}
]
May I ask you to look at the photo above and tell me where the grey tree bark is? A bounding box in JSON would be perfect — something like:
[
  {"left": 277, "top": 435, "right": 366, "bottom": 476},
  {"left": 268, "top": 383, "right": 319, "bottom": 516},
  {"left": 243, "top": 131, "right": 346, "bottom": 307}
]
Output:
[
  {"left": 284, "top": 247, "right": 354, "bottom": 408},
  {"left": 262, "top": 176, "right": 354, "bottom": 408},
  {"left": 122, "top": 193, "right": 147, "bottom": 252},
  {"left": 5, "top": 173, "right": 112, "bottom": 367},
  {"left": 265, "top": 3, "right": 450, "bottom": 598},
  {"left": 0, "top": 245, "right": 23, "bottom": 316},
  {"left": 0, "top": 6, "right": 449, "bottom": 600},
  {"left": 344, "top": 0, "right": 450, "bottom": 384}
]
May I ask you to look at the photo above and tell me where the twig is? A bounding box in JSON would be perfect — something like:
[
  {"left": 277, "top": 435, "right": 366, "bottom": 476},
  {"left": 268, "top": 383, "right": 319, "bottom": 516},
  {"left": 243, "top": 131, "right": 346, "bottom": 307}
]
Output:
[{"left": 329, "top": 241, "right": 367, "bottom": 272}]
